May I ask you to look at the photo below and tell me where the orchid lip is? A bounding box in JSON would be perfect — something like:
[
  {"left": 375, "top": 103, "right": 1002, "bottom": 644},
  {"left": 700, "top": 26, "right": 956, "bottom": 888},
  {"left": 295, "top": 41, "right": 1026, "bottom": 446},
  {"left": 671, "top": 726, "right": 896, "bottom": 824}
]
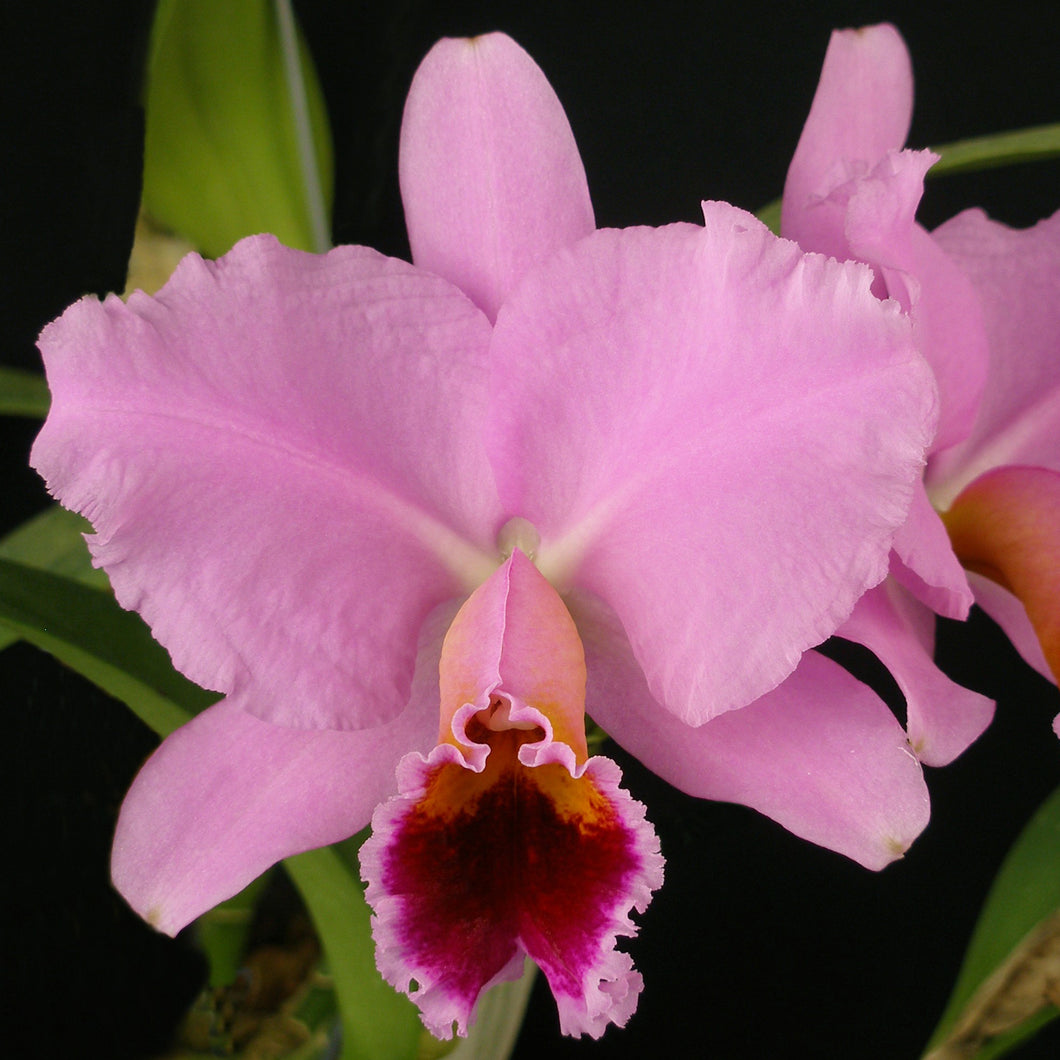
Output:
[{"left": 360, "top": 547, "right": 663, "bottom": 1038}]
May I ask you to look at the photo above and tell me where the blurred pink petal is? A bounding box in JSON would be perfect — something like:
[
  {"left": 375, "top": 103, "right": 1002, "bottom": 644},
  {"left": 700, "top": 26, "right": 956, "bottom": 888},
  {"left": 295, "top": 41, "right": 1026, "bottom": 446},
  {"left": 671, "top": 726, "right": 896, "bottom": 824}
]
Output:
[
  {"left": 942, "top": 466, "right": 1060, "bottom": 687},
  {"left": 492, "top": 206, "right": 935, "bottom": 725},
  {"left": 929, "top": 209, "right": 1060, "bottom": 501},
  {"left": 783, "top": 21, "right": 1059, "bottom": 753},
  {"left": 400, "top": 33, "right": 594, "bottom": 321}
]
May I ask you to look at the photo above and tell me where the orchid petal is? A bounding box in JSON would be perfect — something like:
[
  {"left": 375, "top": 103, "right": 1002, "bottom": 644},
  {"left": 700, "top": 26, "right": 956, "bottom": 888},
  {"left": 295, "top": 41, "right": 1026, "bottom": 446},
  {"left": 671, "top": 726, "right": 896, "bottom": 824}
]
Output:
[
  {"left": 112, "top": 675, "right": 438, "bottom": 937},
  {"left": 400, "top": 33, "right": 594, "bottom": 322},
  {"left": 843, "top": 151, "right": 990, "bottom": 452},
  {"left": 782, "top": 23, "right": 913, "bottom": 258},
  {"left": 493, "top": 208, "right": 936, "bottom": 724},
  {"left": 570, "top": 590, "right": 929, "bottom": 869},
  {"left": 929, "top": 209, "right": 1060, "bottom": 503},
  {"left": 941, "top": 466, "right": 1060, "bottom": 686},
  {"left": 890, "top": 480, "right": 974, "bottom": 619},
  {"left": 838, "top": 581, "right": 994, "bottom": 766},
  {"left": 32, "top": 235, "right": 500, "bottom": 730}
]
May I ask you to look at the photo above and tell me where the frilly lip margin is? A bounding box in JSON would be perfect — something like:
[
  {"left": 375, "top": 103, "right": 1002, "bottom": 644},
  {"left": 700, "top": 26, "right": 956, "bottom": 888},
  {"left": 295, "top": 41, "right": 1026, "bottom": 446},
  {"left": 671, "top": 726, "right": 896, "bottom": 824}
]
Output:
[{"left": 359, "top": 703, "right": 665, "bottom": 1039}]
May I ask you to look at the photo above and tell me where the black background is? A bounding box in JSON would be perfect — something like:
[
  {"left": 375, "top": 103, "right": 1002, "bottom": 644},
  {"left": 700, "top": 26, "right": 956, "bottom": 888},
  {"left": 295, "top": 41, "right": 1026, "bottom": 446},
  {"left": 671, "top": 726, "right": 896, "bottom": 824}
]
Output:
[{"left": 4, "top": 2, "right": 1060, "bottom": 1057}]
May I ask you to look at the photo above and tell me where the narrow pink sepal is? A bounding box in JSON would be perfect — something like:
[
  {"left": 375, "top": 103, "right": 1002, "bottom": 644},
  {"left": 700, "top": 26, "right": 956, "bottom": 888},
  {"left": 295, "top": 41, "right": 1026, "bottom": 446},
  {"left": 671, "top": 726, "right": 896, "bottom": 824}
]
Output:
[
  {"left": 491, "top": 209, "right": 936, "bottom": 725},
  {"left": 782, "top": 23, "right": 913, "bottom": 257},
  {"left": 929, "top": 209, "right": 1060, "bottom": 502},
  {"left": 838, "top": 582, "right": 994, "bottom": 766},
  {"left": 400, "top": 33, "right": 594, "bottom": 322},
  {"left": 570, "top": 591, "right": 929, "bottom": 868},
  {"left": 890, "top": 480, "right": 974, "bottom": 619},
  {"left": 32, "top": 235, "right": 500, "bottom": 730},
  {"left": 112, "top": 679, "right": 438, "bottom": 936}
]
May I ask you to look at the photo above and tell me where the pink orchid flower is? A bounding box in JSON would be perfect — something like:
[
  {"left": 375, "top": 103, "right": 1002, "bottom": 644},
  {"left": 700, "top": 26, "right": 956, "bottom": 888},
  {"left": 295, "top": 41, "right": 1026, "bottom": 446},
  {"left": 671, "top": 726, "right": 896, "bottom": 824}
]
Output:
[
  {"left": 31, "top": 34, "right": 937, "bottom": 1038},
  {"left": 782, "top": 23, "right": 1060, "bottom": 752}
]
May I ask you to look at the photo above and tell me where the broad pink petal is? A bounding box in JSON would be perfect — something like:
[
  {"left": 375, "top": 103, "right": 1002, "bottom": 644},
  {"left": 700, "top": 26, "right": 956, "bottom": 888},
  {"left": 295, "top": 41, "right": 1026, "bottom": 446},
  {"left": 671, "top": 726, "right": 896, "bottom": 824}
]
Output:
[
  {"left": 942, "top": 466, "right": 1060, "bottom": 687},
  {"left": 838, "top": 581, "right": 994, "bottom": 766},
  {"left": 782, "top": 23, "right": 913, "bottom": 258},
  {"left": 32, "top": 236, "right": 500, "bottom": 730},
  {"left": 492, "top": 207, "right": 936, "bottom": 725},
  {"left": 843, "top": 152, "right": 989, "bottom": 452},
  {"left": 571, "top": 592, "right": 929, "bottom": 867},
  {"left": 361, "top": 710, "right": 662, "bottom": 1039},
  {"left": 570, "top": 590, "right": 930, "bottom": 869},
  {"left": 890, "top": 480, "right": 974, "bottom": 619},
  {"left": 111, "top": 667, "right": 439, "bottom": 936},
  {"left": 929, "top": 209, "right": 1060, "bottom": 502},
  {"left": 400, "top": 33, "right": 594, "bottom": 322}
]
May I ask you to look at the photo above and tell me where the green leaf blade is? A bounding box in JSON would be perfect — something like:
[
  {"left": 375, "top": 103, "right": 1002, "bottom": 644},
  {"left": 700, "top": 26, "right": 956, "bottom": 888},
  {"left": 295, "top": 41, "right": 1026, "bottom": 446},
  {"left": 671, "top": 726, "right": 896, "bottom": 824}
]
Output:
[
  {"left": 0, "top": 366, "right": 50, "bottom": 418},
  {"left": 0, "top": 505, "right": 108, "bottom": 653},
  {"left": 923, "top": 784, "right": 1060, "bottom": 1059},
  {"left": 142, "top": 0, "right": 334, "bottom": 258},
  {"left": 0, "top": 557, "right": 214, "bottom": 736},
  {"left": 284, "top": 846, "right": 423, "bottom": 1060}
]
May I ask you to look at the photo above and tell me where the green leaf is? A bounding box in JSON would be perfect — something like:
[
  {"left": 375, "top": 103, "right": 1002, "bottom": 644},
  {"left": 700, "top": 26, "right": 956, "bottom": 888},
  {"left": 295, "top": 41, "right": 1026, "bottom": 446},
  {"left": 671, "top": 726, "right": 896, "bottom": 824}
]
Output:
[
  {"left": 0, "top": 505, "right": 108, "bottom": 653},
  {"left": 922, "top": 784, "right": 1060, "bottom": 1059},
  {"left": 195, "top": 871, "right": 272, "bottom": 988},
  {"left": 143, "top": 0, "right": 333, "bottom": 257},
  {"left": 284, "top": 845, "right": 423, "bottom": 1060},
  {"left": 755, "top": 198, "right": 781, "bottom": 235},
  {"left": 0, "top": 366, "right": 50, "bottom": 418},
  {"left": 929, "top": 123, "right": 1060, "bottom": 176},
  {"left": 0, "top": 557, "right": 214, "bottom": 736},
  {"left": 0, "top": 506, "right": 106, "bottom": 587}
]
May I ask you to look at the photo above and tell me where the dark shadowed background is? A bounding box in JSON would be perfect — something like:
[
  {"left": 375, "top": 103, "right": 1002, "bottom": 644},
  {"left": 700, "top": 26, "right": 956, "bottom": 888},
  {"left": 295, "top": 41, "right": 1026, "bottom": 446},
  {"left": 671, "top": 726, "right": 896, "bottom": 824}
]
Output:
[{"left": 3, "top": 2, "right": 1059, "bottom": 1057}]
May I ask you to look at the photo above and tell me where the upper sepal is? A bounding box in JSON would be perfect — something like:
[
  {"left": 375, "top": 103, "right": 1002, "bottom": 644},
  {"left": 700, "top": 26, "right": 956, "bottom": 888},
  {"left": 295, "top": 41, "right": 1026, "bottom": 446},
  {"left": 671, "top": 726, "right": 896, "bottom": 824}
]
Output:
[{"left": 400, "top": 33, "right": 594, "bottom": 321}]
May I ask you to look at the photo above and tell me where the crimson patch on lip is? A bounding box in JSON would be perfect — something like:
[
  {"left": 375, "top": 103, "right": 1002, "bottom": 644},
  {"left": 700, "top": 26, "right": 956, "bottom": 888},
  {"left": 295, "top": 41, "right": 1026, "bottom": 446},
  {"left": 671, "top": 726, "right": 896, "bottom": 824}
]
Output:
[{"left": 362, "top": 728, "right": 663, "bottom": 1039}]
